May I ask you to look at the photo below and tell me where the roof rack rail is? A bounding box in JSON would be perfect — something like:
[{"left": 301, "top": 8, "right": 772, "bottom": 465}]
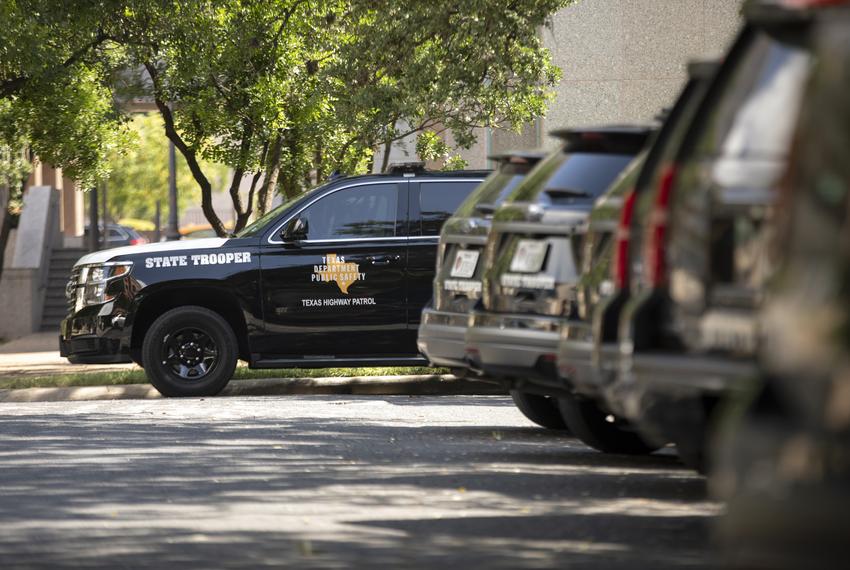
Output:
[{"left": 387, "top": 161, "right": 427, "bottom": 175}]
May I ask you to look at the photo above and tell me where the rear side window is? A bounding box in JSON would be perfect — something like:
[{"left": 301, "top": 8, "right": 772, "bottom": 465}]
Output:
[
  {"left": 420, "top": 181, "right": 481, "bottom": 235},
  {"left": 301, "top": 183, "right": 398, "bottom": 240},
  {"left": 694, "top": 30, "right": 811, "bottom": 167}
]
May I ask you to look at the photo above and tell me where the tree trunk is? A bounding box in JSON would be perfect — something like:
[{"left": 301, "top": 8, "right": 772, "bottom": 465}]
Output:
[
  {"left": 380, "top": 136, "right": 393, "bottom": 173},
  {"left": 256, "top": 131, "right": 284, "bottom": 216},
  {"left": 0, "top": 183, "right": 11, "bottom": 285},
  {"left": 145, "top": 63, "right": 227, "bottom": 237},
  {"left": 227, "top": 119, "right": 255, "bottom": 233}
]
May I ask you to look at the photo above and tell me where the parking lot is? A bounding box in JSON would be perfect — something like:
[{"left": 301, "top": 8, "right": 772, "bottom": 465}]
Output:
[{"left": 0, "top": 395, "right": 718, "bottom": 569}]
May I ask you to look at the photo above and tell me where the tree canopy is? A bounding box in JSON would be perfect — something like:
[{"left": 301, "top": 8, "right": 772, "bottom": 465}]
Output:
[
  {"left": 1, "top": 0, "right": 573, "bottom": 237},
  {"left": 0, "top": 0, "right": 129, "bottom": 187}
]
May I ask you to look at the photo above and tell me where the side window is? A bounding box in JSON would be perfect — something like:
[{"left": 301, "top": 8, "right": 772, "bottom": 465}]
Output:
[
  {"left": 108, "top": 228, "right": 124, "bottom": 239},
  {"left": 420, "top": 181, "right": 480, "bottom": 236},
  {"left": 301, "top": 183, "right": 398, "bottom": 240}
]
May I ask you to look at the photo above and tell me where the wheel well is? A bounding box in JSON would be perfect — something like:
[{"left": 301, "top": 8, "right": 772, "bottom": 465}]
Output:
[{"left": 131, "top": 286, "right": 250, "bottom": 363}]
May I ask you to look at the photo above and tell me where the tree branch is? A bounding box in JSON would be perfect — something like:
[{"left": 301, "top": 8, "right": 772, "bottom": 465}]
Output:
[{"left": 144, "top": 62, "right": 226, "bottom": 237}]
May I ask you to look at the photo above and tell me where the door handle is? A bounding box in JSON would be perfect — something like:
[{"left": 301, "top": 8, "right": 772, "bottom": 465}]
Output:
[{"left": 367, "top": 255, "right": 400, "bottom": 266}]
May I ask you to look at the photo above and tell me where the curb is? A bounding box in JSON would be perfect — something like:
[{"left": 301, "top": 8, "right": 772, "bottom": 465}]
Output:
[{"left": 0, "top": 374, "right": 507, "bottom": 403}]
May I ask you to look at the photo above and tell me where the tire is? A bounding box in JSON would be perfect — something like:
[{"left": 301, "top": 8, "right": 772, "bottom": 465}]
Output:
[
  {"left": 510, "top": 390, "right": 568, "bottom": 430},
  {"left": 142, "top": 306, "right": 238, "bottom": 397},
  {"left": 557, "top": 394, "right": 660, "bottom": 455}
]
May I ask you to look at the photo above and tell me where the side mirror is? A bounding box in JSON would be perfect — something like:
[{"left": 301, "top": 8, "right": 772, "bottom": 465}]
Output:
[{"left": 280, "top": 217, "right": 309, "bottom": 242}]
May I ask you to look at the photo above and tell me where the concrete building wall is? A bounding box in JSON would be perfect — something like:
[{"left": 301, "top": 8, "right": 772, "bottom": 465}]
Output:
[{"left": 479, "top": 0, "right": 743, "bottom": 159}]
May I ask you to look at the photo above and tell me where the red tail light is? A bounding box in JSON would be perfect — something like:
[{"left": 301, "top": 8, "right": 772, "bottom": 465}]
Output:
[
  {"left": 612, "top": 189, "right": 637, "bottom": 290},
  {"left": 646, "top": 164, "right": 677, "bottom": 287},
  {"left": 129, "top": 238, "right": 148, "bottom": 246}
]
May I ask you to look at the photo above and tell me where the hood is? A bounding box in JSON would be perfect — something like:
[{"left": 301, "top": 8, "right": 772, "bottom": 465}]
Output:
[{"left": 74, "top": 237, "right": 230, "bottom": 267}]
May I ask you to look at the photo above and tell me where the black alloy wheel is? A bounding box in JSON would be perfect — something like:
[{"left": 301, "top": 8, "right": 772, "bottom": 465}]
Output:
[
  {"left": 162, "top": 327, "right": 219, "bottom": 380},
  {"left": 142, "top": 306, "right": 238, "bottom": 397}
]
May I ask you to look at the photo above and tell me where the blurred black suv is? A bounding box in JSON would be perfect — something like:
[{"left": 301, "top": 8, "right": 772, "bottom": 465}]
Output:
[
  {"left": 418, "top": 151, "right": 544, "bottom": 371},
  {"left": 715, "top": 9, "right": 850, "bottom": 569},
  {"left": 613, "top": 0, "right": 826, "bottom": 469},
  {"left": 464, "top": 127, "right": 651, "bottom": 426},
  {"left": 556, "top": 62, "right": 718, "bottom": 454}
]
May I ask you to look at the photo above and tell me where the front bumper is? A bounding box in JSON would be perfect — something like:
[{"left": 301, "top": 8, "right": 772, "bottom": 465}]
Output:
[
  {"left": 465, "top": 310, "right": 563, "bottom": 389},
  {"left": 60, "top": 305, "right": 132, "bottom": 364},
  {"left": 417, "top": 308, "right": 470, "bottom": 368}
]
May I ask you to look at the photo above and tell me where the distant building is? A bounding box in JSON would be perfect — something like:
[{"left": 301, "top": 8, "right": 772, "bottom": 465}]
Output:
[{"left": 388, "top": 0, "right": 744, "bottom": 169}]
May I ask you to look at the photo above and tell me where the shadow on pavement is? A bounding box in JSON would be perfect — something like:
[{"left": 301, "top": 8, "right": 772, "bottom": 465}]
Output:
[{"left": 0, "top": 397, "right": 717, "bottom": 569}]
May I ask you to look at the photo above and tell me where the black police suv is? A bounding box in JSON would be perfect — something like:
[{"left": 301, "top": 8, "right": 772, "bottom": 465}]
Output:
[
  {"left": 556, "top": 61, "right": 718, "bottom": 454},
  {"left": 61, "top": 165, "right": 487, "bottom": 396},
  {"left": 715, "top": 11, "right": 850, "bottom": 568},
  {"left": 464, "top": 127, "right": 651, "bottom": 429},
  {"left": 418, "top": 151, "right": 544, "bottom": 371},
  {"left": 613, "top": 0, "right": 823, "bottom": 470}
]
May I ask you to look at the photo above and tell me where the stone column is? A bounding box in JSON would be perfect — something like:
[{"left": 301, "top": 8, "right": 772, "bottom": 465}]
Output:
[{"left": 62, "top": 176, "right": 84, "bottom": 239}]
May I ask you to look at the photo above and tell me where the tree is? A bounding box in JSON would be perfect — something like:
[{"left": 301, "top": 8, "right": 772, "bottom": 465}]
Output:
[
  {"left": 105, "top": 0, "right": 571, "bottom": 235},
  {"left": 330, "top": 0, "right": 567, "bottom": 172},
  {"left": 104, "top": 113, "right": 229, "bottom": 224},
  {"left": 0, "top": 0, "right": 130, "bottom": 280}
]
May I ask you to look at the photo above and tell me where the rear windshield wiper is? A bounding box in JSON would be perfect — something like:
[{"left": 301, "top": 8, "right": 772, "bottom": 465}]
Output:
[
  {"left": 474, "top": 203, "right": 497, "bottom": 216},
  {"left": 545, "top": 188, "right": 592, "bottom": 200}
]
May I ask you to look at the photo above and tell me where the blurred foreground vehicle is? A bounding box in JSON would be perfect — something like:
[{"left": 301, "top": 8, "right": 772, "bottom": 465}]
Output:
[
  {"left": 465, "top": 127, "right": 651, "bottom": 430},
  {"left": 715, "top": 10, "right": 850, "bottom": 568},
  {"left": 556, "top": 62, "right": 717, "bottom": 454},
  {"left": 612, "top": 0, "right": 824, "bottom": 471},
  {"left": 418, "top": 152, "right": 544, "bottom": 373}
]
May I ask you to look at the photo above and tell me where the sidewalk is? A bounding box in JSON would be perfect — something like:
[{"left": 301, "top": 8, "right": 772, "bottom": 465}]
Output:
[
  {"left": 0, "top": 332, "right": 506, "bottom": 402},
  {"left": 0, "top": 332, "right": 139, "bottom": 378}
]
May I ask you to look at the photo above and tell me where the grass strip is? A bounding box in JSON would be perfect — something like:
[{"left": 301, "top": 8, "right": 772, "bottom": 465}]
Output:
[{"left": 0, "top": 365, "right": 448, "bottom": 390}]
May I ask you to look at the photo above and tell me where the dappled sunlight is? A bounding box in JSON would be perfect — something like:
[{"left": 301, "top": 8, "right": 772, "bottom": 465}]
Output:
[{"left": 0, "top": 396, "right": 717, "bottom": 568}]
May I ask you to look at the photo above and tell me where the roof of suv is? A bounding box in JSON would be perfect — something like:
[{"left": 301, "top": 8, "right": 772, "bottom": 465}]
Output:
[
  {"left": 330, "top": 166, "right": 490, "bottom": 184},
  {"left": 550, "top": 126, "right": 655, "bottom": 154},
  {"left": 745, "top": 0, "right": 850, "bottom": 23}
]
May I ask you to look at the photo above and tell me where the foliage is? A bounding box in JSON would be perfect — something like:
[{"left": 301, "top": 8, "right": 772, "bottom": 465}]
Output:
[
  {"left": 416, "top": 130, "right": 468, "bottom": 171},
  {"left": 2, "top": 0, "right": 573, "bottom": 237},
  {"left": 117, "top": 218, "right": 155, "bottom": 231},
  {"left": 0, "top": 0, "right": 130, "bottom": 187},
  {"left": 105, "top": 0, "right": 571, "bottom": 235},
  {"left": 104, "top": 113, "right": 228, "bottom": 223}
]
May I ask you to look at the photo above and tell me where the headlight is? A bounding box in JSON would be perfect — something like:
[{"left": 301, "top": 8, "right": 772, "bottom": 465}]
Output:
[{"left": 72, "top": 262, "right": 133, "bottom": 308}]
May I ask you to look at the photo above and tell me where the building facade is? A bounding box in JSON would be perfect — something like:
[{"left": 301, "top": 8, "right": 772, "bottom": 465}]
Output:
[{"left": 457, "top": 0, "right": 743, "bottom": 167}]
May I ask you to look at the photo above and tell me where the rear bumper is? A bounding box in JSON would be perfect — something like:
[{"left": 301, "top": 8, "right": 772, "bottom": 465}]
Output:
[
  {"left": 465, "top": 311, "right": 563, "bottom": 389},
  {"left": 611, "top": 350, "right": 760, "bottom": 446},
  {"left": 557, "top": 320, "right": 598, "bottom": 395},
  {"left": 60, "top": 306, "right": 132, "bottom": 364},
  {"left": 417, "top": 308, "right": 469, "bottom": 368}
]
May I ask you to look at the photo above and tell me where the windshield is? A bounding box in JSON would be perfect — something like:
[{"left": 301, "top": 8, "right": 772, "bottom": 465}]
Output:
[
  {"left": 452, "top": 163, "right": 534, "bottom": 218},
  {"left": 508, "top": 150, "right": 635, "bottom": 207},
  {"left": 236, "top": 188, "right": 319, "bottom": 237}
]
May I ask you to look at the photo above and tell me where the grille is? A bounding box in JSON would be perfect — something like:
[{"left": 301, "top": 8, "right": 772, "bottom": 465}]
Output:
[{"left": 66, "top": 267, "right": 81, "bottom": 312}]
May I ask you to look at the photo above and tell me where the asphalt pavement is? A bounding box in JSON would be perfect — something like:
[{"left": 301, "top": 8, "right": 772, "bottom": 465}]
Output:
[{"left": 0, "top": 395, "right": 719, "bottom": 569}]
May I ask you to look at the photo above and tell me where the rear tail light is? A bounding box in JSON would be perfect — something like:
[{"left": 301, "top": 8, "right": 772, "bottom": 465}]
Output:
[
  {"left": 646, "top": 164, "right": 678, "bottom": 287},
  {"left": 612, "top": 189, "right": 637, "bottom": 290},
  {"left": 129, "top": 238, "right": 143, "bottom": 246}
]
